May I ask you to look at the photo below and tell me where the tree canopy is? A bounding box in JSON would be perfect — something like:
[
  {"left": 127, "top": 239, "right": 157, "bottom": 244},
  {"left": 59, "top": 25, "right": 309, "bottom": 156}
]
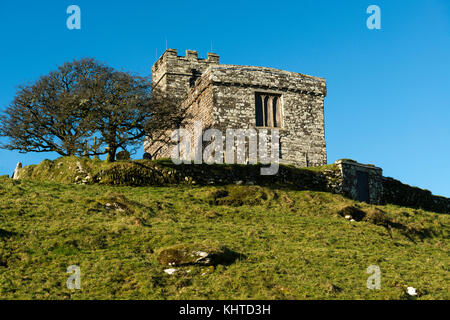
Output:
[{"left": 0, "top": 58, "right": 182, "bottom": 161}]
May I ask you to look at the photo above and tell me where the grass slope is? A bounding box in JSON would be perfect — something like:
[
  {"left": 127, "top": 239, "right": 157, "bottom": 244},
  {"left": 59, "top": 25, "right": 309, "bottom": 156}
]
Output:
[{"left": 0, "top": 175, "right": 448, "bottom": 299}]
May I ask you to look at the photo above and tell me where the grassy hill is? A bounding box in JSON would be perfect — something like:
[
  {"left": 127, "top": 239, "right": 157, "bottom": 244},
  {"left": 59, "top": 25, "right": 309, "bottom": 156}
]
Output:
[{"left": 0, "top": 158, "right": 448, "bottom": 299}]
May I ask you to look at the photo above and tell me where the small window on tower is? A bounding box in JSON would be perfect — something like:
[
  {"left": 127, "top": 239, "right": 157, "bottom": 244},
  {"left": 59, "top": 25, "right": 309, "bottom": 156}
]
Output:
[
  {"left": 190, "top": 69, "right": 202, "bottom": 87},
  {"left": 255, "top": 93, "right": 282, "bottom": 128}
]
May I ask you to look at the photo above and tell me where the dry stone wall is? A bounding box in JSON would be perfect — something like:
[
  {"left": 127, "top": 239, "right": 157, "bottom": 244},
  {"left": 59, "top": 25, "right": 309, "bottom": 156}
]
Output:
[
  {"left": 326, "top": 159, "right": 450, "bottom": 213},
  {"left": 382, "top": 177, "right": 450, "bottom": 213}
]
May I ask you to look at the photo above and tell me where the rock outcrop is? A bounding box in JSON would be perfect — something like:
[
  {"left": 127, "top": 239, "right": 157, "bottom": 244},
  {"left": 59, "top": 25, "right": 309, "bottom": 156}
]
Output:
[{"left": 11, "top": 162, "right": 22, "bottom": 180}]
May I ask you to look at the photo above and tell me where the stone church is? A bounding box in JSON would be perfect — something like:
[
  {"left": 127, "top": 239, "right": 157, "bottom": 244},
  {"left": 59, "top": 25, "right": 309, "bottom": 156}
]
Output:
[{"left": 145, "top": 49, "right": 327, "bottom": 167}]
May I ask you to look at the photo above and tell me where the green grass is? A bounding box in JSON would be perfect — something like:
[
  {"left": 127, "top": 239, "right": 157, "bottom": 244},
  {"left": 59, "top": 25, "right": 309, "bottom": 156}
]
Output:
[{"left": 0, "top": 175, "right": 448, "bottom": 300}]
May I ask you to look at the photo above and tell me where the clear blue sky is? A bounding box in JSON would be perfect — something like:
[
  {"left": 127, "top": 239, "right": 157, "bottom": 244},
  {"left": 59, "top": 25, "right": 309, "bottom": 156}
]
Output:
[{"left": 0, "top": 0, "right": 449, "bottom": 196}]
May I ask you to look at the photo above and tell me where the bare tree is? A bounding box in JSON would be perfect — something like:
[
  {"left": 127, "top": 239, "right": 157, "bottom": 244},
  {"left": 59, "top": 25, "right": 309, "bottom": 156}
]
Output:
[
  {"left": 0, "top": 58, "right": 188, "bottom": 162},
  {"left": 85, "top": 68, "right": 152, "bottom": 161},
  {"left": 0, "top": 59, "right": 100, "bottom": 156}
]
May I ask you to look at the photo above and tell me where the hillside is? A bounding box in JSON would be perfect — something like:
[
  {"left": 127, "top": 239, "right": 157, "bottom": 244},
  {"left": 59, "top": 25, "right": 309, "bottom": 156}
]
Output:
[{"left": 0, "top": 158, "right": 448, "bottom": 299}]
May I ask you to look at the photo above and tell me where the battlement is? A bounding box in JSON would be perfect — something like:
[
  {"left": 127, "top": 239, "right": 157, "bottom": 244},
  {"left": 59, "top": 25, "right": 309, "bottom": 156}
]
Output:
[
  {"left": 155, "top": 48, "right": 219, "bottom": 63},
  {"left": 152, "top": 49, "right": 220, "bottom": 102}
]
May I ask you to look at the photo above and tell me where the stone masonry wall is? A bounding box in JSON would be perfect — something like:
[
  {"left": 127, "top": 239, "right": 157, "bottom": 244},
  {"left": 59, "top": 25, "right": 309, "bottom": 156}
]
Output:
[
  {"left": 152, "top": 49, "right": 219, "bottom": 104},
  {"left": 334, "top": 159, "right": 384, "bottom": 204},
  {"left": 206, "top": 65, "right": 327, "bottom": 167},
  {"left": 327, "top": 159, "right": 450, "bottom": 213},
  {"left": 145, "top": 71, "right": 216, "bottom": 160},
  {"left": 382, "top": 177, "right": 450, "bottom": 213},
  {"left": 146, "top": 49, "right": 218, "bottom": 159}
]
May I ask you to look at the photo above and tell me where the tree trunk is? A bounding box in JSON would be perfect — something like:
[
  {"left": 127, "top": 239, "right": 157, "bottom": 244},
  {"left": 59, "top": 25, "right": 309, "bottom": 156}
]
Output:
[{"left": 106, "top": 146, "right": 117, "bottom": 162}]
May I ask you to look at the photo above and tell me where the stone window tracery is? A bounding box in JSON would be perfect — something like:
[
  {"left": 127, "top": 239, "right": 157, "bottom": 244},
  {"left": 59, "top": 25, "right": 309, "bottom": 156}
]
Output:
[{"left": 255, "top": 93, "right": 282, "bottom": 128}]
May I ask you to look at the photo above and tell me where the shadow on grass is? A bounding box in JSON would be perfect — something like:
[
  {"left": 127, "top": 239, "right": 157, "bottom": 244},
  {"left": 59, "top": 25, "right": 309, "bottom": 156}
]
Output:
[
  {"left": 0, "top": 228, "right": 17, "bottom": 239},
  {"left": 338, "top": 206, "right": 436, "bottom": 242}
]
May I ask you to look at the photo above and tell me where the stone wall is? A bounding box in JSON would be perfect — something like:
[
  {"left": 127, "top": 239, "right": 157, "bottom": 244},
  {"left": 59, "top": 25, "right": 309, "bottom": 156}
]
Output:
[
  {"left": 18, "top": 156, "right": 450, "bottom": 213},
  {"left": 205, "top": 65, "right": 327, "bottom": 167},
  {"left": 334, "top": 159, "right": 384, "bottom": 204},
  {"left": 145, "top": 73, "right": 216, "bottom": 160},
  {"left": 382, "top": 177, "right": 450, "bottom": 213},
  {"left": 326, "top": 159, "right": 450, "bottom": 213}
]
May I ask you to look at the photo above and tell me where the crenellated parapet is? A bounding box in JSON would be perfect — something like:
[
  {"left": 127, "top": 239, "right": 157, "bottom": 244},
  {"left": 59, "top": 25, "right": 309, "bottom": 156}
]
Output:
[{"left": 152, "top": 49, "right": 220, "bottom": 103}]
